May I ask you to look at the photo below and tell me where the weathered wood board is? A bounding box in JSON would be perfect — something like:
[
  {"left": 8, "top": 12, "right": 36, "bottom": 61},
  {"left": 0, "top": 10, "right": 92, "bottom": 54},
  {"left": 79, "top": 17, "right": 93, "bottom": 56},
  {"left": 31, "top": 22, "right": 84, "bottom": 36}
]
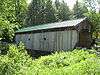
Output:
[{"left": 15, "top": 30, "right": 78, "bottom": 51}]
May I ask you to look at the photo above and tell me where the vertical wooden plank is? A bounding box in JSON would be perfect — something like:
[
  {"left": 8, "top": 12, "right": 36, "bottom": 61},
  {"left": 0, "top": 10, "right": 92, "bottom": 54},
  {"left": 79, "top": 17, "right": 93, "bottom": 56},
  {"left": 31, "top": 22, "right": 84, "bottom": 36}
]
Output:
[
  {"left": 52, "top": 31, "right": 56, "bottom": 51},
  {"left": 48, "top": 32, "right": 52, "bottom": 51},
  {"left": 35, "top": 33, "right": 40, "bottom": 50},
  {"left": 62, "top": 31, "right": 64, "bottom": 50},
  {"left": 43, "top": 32, "right": 48, "bottom": 51},
  {"left": 19, "top": 34, "right": 22, "bottom": 42},
  {"left": 52, "top": 32, "right": 55, "bottom": 51},
  {"left": 64, "top": 30, "right": 70, "bottom": 50},
  {"left": 56, "top": 31, "right": 60, "bottom": 51},
  {"left": 46, "top": 32, "right": 49, "bottom": 51},
  {"left": 58, "top": 31, "right": 61, "bottom": 51},
  {"left": 25, "top": 33, "right": 29, "bottom": 49},
  {"left": 55, "top": 31, "right": 58, "bottom": 51},
  {"left": 31, "top": 33, "right": 34, "bottom": 50},
  {"left": 62, "top": 31, "right": 67, "bottom": 50},
  {"left": 27, "top": 33, "right": 31, "bottom": 49},
  {"left": 34, "top": 33, "right": 37, "bottom": 50},
  {"left": 59, "top": 31, "right": 62, "bottom": 50},
  {"left": 28, "top": 33, "right": 33, "bottom": 50},
  {"left": 44, "top": 32, "right": 48, "bottom": 51},
  {"left": 48, "top": 32, "right": 50, "bottom": 51},
  {"left": 72, "top": 30, "right": 78, "bottom": 48},
  {"left": 69, "top": 30, "right": 72, "bottom": 49},
  {"left": 67, "top": 30, "right": 69, "bottom": 49},
  {"left": 15, "top": 34, "right": 20, "bottom": 44},
  {"left": 33, "top": 33, "right": 36, "bottom": 50},
  {"left": 67, "top": 30, "right": 71, "bottom": 50},
  {"left": 22, "top": 34, "right": 25, "bottom": 45},
  {"left": 60, "top": 31, "right": 63, "bottom": 50},
  {"left": 48, "top": 31, "right": 56, "bottom": 51},
  {"left": 66, "top": 30, "right": 68, "bottom": 50},
  {"left": 41, "top": 32, "right": 44, "bottom": 50},
  {"left": 55, "top": 31, "right": 63, "bottom": 51},
  {"left": 70, "top": 30, "right": 72, "bottom": 49},
  {"left": 39, "top": 32, "right": 42, "bottom": 50},
  {"left": 62, "top": 31, "right": 66, "bottom": 50},
  {"left": 26, "top": 33, "right": 30, "bottom": 49}
]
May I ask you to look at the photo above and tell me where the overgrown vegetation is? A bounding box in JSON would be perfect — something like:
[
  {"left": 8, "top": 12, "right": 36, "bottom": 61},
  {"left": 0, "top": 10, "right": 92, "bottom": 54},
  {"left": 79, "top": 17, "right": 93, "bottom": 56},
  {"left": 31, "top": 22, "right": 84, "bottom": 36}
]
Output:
[
  {"left": 0, "top": 43, "right": 33, "bottom": 75},
  {"left": 0, "top": 44, "right": 100, "bottom": 75},
  {"left": 85, "top": 12, "right": 100, "bottom": 39},
  {"left": 0, "top": 18, "right": 16, "bottom": 42},
  {"left": 0, "top": 0, "right": 27, "bottom": 42},
  {"left": 0, "top": 0, "right": 100, "bottom": 75}
]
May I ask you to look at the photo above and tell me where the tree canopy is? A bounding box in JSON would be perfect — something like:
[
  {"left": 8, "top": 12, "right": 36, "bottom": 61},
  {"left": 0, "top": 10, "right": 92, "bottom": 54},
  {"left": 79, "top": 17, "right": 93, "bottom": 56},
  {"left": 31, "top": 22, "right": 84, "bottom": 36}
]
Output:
[
  {"left": 73, "top": 0, "right": 88, "bottom": 19},
  {"left": 0, "top": 0, "right": 27, "bottom": 25},
  {"left": 25, "top": 0, "right": 72, "bottom": 26},
  {"left": 55, "top": 0, "right": 71, "bottom": 21},
  {"left": 85, "top": 12, "right": 100, "bottom": 38},
  {"left": 0, "top": 0, "right": 27, "bottom": 42},
  {"left": 25, "top": 0, "right": 57, "bottom": 26}
]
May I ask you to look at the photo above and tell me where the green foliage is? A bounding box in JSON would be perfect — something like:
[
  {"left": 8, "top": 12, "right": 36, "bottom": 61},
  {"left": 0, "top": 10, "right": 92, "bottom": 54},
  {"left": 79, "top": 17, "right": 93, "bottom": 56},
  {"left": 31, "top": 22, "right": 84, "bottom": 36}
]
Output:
[
  {"left": 0, "top": 43, "right": 33, "bottom": 75},
  {"left": 27, "top": 50, "right": 100, "bottom": 75},
  {"left": 73, "top": 1, "right": 88, "bottom": 19},
  {"left": 0, "top": 43, "right": 8, "bottom": 55},
  {"left": 0, "top": 0, "right": 27, "bottom": 25},
  {"left": 0, "top": 0, "right": 27, "bottom": 42},
  {"left": 0, "top": 18, "right": 16, "bottom": 42},
  {"left": 83, "top": 0, "right": 98, "bottom": 11},
  {"left": 44, "top": 0, "right": 57, "bottom": 23},
  {"left": 55, "top": 0, "right": 71, "bottom": 21},
  {"left": 15, "top": 0, "right": 27, "bottom": 25},
  {"left": 25, "top": 0, "right": 57, "bottom": 26},
  {"left": 0, "top": 43, "right": 100, "bottom": 75},
  {"left": 84, "top": 12, "right": 100, "bottom": 38},
  {"left": 25, "top": 0, "right": 73, "bottom": 26}
]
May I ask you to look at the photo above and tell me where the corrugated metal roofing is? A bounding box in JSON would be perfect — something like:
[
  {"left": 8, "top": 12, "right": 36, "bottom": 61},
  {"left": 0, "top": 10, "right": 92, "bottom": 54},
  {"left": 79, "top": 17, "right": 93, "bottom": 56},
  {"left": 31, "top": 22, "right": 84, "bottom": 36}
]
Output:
[{"left": 16, "top": 18, "right": 86, "bottom": 33}]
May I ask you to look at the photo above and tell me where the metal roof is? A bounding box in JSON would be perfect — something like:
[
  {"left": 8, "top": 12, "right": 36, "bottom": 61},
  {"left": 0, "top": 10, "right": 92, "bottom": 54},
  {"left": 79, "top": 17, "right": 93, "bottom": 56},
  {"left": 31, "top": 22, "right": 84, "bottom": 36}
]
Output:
[{"left": 16, "top": 18, "right": 86, "bottom": 33}]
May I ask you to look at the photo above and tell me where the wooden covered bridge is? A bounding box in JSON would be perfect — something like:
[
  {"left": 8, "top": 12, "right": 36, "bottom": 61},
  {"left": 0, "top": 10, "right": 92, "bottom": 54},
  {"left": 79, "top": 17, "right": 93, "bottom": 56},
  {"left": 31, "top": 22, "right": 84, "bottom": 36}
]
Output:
[{"left": 15, "top": 18, "right": 92, "bottom": 51}]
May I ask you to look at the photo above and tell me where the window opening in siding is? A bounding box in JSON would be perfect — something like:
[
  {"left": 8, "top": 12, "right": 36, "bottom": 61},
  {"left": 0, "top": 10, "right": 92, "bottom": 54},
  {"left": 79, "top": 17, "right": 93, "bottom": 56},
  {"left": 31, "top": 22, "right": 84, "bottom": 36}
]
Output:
[{"left": 44, "top": 38, "right": 46, "bottom": 40}]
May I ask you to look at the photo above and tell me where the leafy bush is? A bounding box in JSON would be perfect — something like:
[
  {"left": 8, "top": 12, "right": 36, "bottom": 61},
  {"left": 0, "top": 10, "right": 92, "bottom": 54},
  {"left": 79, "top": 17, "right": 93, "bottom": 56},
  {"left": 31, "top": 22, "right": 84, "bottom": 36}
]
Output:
[
  {"left": 26, "top": 50, "right": 100, "bottom": 75},
  {"left": 0, "top": 44, "right": 100, "bottom": 75},
  {"left": 0, "top": 43, "right": 8, "bottom": 55},
  {"left": 0, "top": 43, "right": 33, "bottom": 75},
  {"left": 0, "top": 18, "right": 18, "bottom": 42}
]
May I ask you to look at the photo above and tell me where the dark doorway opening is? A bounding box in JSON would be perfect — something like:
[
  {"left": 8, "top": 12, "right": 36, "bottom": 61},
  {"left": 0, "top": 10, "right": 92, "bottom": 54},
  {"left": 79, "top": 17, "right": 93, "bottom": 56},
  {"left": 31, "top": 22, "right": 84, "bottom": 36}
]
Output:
[{"left": 79, "top": 29, "right": 91, "bottom": 48}]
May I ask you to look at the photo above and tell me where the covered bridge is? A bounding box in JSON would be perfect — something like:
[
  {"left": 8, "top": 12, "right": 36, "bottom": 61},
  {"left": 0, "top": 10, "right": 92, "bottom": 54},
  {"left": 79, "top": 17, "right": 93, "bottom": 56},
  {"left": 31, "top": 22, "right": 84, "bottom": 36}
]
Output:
[{"left": 15, "top": 18, "right": 92, "bottom": 51}]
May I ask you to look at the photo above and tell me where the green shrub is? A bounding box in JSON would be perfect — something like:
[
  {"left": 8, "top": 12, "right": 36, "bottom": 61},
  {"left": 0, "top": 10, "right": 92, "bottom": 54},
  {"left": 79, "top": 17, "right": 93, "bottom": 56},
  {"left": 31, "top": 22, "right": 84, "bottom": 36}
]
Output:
[
  {"left": 26, "top": 50, "right": 100, "bottom": 75},
  {"left": 0, "top": 43, "right": 8, "bottom": 55},
  {"left": 0, "top": 43, "right": 33, "bottom": 75},
  {"left": 0, "top": 44, "right": 100, "bottom": 75}
]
